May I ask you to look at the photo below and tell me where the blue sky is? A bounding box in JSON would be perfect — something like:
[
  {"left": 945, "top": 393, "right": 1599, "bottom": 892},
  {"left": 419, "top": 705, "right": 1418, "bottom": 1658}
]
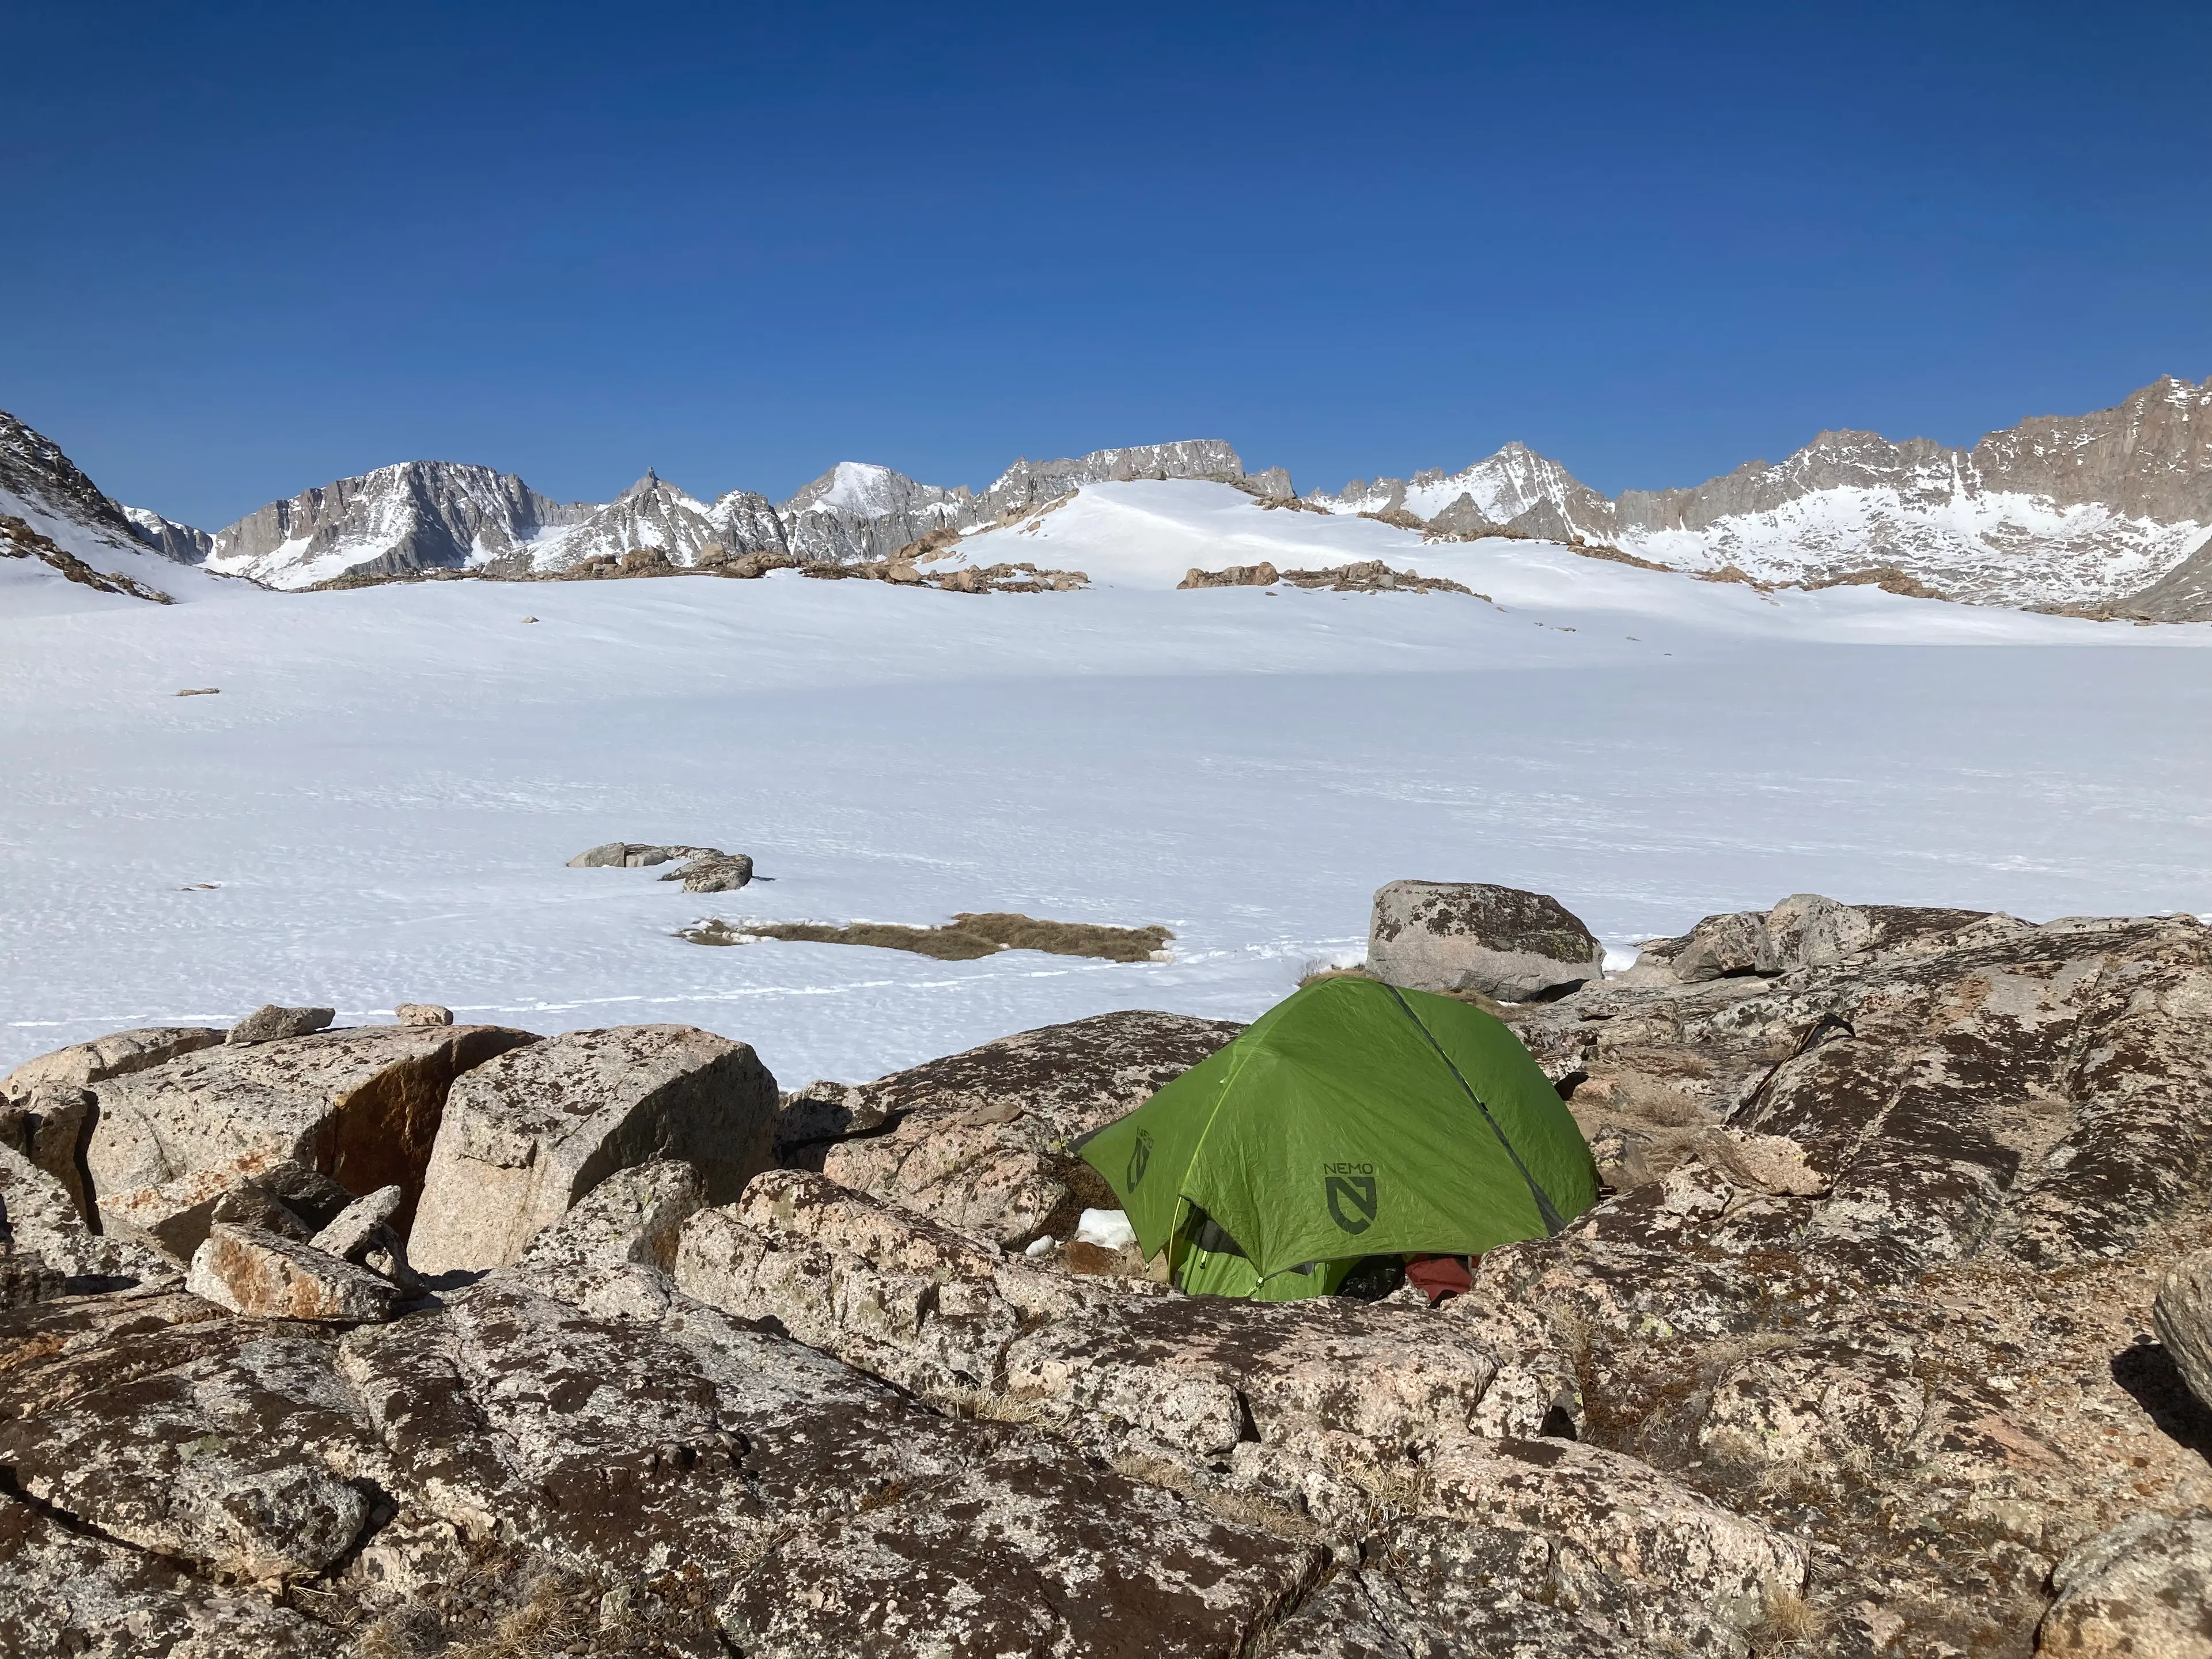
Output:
[{"left": 6, "top": 2, "right": 2209, "bottom": 528}]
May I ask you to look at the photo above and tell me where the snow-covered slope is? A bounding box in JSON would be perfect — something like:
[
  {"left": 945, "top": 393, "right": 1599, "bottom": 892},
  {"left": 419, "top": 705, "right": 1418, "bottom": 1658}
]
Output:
[
  {"left": 1312, "top": 442, "right": 1612, "bottom": 542},
  {"left": 0, "top": 409, "right": 230, "bottom": 608},
  {"left": 1310, "top": 376, "right": 2212, "bottom": 615}
]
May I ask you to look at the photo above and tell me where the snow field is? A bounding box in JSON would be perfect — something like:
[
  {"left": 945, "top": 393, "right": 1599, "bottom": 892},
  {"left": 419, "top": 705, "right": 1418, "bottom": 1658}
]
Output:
[{"left": 4, "top": 480, "right": 2210, "bottom": 1087}]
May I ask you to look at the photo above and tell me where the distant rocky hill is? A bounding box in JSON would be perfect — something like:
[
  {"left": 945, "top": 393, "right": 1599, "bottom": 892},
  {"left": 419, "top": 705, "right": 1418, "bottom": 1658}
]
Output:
[
  {"left": 10, "top": 376, "right": 2212, "bottom": 615},
  {"left": 1312, "top": 376, "right": 2212, "bottom": 617}
]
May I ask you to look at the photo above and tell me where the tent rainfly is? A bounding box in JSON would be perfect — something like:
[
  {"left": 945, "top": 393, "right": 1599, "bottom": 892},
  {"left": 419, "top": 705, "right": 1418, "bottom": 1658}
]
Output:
[{"left": 1077, "top": 975, "right": 1600, "bottom": 1300}]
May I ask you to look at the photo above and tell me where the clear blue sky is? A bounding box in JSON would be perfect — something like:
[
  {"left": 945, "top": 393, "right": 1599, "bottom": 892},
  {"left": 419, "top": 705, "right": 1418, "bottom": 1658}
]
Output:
[{"left": 7, "top": 2, "right": 2209, "bottom": 528}]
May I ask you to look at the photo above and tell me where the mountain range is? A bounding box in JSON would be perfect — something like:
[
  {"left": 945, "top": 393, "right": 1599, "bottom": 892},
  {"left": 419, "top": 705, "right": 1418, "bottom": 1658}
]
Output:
[{"left": 5, "top": 377, "right": 2210, "bottom": 618}]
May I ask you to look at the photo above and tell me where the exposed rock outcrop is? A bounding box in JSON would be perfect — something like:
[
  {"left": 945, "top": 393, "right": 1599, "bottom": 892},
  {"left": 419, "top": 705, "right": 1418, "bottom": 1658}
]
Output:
[
  {"left": 1, "top": 407, "right": 202, "bottom": 600},
  {"left": 0, "top": 1024, "right": 224, "bottom": 1104},
  {"left": 84, "top": 1022, "right": 539, "bottom": 1235},
  {"left": 408, "top": 1024, "right": 777, "bottom": 1274},
  {"left": 2, "top": 896, "right": 2209, "bottom": 1654}
]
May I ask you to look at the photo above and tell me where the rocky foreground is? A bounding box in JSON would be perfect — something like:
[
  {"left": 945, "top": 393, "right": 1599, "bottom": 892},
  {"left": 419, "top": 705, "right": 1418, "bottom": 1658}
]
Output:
[{"left": 2, "top": 898, "right": 2210, "bottom": 1657}]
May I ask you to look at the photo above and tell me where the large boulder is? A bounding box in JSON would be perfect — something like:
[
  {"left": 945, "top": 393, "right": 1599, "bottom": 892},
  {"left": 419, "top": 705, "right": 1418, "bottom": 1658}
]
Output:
[
  {"left": 100, "top": 1154, "right": 355, "bottom": 1264},
  {"left": 0, "top": 1140, "right": 177, "bottom": 1290},
  {"left": 2154, "top": 1250, "right": 2212, "bottom": 1409},
  {"left": 809, "top": 1009, "right": 1243, "bottom": 1245},
  {"left": 84, "top": 1024, "right": 536, "bottom": 1235},
  {"left": 1366, "top": 881, "right": 1605, "bottom": 1001},
  {"left": 1, "top": 1082, "right": 96, "bottom": 1220},
  {"left": 0, "top": 1025, "right": 224, "bottom": 1105},
  {"left": 408, "top": 1025, "right": 776, "bottom": 1275}
]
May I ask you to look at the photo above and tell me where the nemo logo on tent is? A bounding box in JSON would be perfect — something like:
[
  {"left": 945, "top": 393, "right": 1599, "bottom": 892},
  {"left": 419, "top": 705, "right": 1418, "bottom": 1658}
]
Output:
[
  {"left": 1325, "top": 1173, "right": 1378, "bottom": 1233},
  {"left": 1127, "top": 1130, "right": 1154, "bottom": 1190}
]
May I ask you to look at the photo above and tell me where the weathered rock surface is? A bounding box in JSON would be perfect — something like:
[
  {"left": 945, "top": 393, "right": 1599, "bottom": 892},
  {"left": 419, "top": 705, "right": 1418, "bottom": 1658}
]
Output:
[
  {"left": 806, "top": 1009, "right": 1244, "bottom": 1244},
  {"left": 505, "top": 1158, "right": 703, "bottom": 1318},
  {"left": 1493, "top": 904, "right": 2212, "bottom": 1652},
  {"left": 2156, "top": 1251, "right": 2212, "bottom": 1410},
  {"left": 187, "top": 1223, "right": 397, "bottom": 1323},
  {"left": 0, "top": 1490, "right": 327, "bottom": 1657},
  {"left": 0, "top": 1139, "right": 178, "bottom": 1290},
  {"left": 0, "top": 1248, "right": 64, "bottom": 1309},
  {"left": 0, "top": 1320, "right": 386, "bottom": 1581},
  {"left": 1367, "top": 880, "right": 1605, "bottom": 1001},
  {"left": 226, "top": 1003, "right": 336, "bottom": 1044},
  {"left": 2, "top": 900, "right": 2209, "bottom": 1656},
  {"left": 85, "top": 1022, "right": 537, "bottom": 1233},
  {"left": 660, "top": 849, "right": 753, "bottom": 892},
  {"left": 409, "top": 1024, "right": 776, "bottom": 1274},
  {"left": 2039, "top": 1509, "right": 2212, "bottom": 1658},
  {"left": 675, "top": 1171, "right": 1806, "bottom": 1649},
  {"left": 1628, "top": 892, "right": 1986, "bottom": 983},
  {"left": 678, "top": 1171, "right": 1578, "bottom": 1509},
  {"left": 0, "top": 1024, "right": 224, "bottom": 1104},
  {"left": 100, "top": 1153, "right": 354, "bottom": 1264},
  {"left": 719, "top": 1435, "right": 1323, "bottom": 1658},
  {"left": 0, "top": 1081, "right": 96, "bottom": 1219},
  {"left": 308, "top": 1183, "right": 403, "bottom": 1262},
  {"left": 390, "top": 1002, "right": 452, "bottom": 1027}
]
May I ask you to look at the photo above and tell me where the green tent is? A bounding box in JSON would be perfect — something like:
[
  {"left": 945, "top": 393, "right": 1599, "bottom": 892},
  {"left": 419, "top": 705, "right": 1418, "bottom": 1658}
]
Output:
[{"left": 1078, "top": 975, "right": 1599, "bottom": 1300}]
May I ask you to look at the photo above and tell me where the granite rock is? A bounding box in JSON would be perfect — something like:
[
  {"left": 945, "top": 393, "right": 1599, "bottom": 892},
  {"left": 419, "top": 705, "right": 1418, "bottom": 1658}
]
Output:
[
  {"left": 185, "top": 1224, "right": 397, "bottom": 1323},
  {"left": 226, "top": 1005, "right": 336, "bottom": 1044},
  {"left": 1367, "top": 881, "right": 1605, "bottom": 1001},
  {"left": 408, "top": 1024, "right": 775, "bottom": 1274}
]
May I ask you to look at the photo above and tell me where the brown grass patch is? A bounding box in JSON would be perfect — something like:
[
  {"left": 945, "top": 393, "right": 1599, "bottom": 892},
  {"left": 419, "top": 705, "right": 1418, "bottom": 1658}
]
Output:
[
  {"left": 680, "top": 911, "right": 1172, "bottom": 963},
  {"left": 1804, "top": 565, "right": 1947, "bottom": 601},
  {"left": 1748, "top": 1586, "right": 1828, "bottom": 1654}
]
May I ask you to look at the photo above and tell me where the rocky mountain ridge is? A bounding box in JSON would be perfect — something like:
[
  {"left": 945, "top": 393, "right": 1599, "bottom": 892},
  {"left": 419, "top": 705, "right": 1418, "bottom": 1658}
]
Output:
[
  {"left": 10, "top": 374, "right": 2212, "bottom": 615},
  {"left": 0, "top": 410, "right": 180, "bottom": 569},
  {"left": 1315, "top": 375, "right": 2212, "bottom": 616},
  {"left": 201, "top": 440, "right": 1266, "bottom": 589}
]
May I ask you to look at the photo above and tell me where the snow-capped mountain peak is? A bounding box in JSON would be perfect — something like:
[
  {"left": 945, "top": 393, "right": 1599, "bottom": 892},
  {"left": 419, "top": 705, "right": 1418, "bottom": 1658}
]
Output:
[{"left": 1304, "top": 376, "right": 2212, "bottom": 616}]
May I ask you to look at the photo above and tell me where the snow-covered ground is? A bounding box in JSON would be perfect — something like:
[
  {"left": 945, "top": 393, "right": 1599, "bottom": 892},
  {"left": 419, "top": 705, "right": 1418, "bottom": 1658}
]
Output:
[{"left": 5, "top": 480, "right": 2210, "bottom": 1087}]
